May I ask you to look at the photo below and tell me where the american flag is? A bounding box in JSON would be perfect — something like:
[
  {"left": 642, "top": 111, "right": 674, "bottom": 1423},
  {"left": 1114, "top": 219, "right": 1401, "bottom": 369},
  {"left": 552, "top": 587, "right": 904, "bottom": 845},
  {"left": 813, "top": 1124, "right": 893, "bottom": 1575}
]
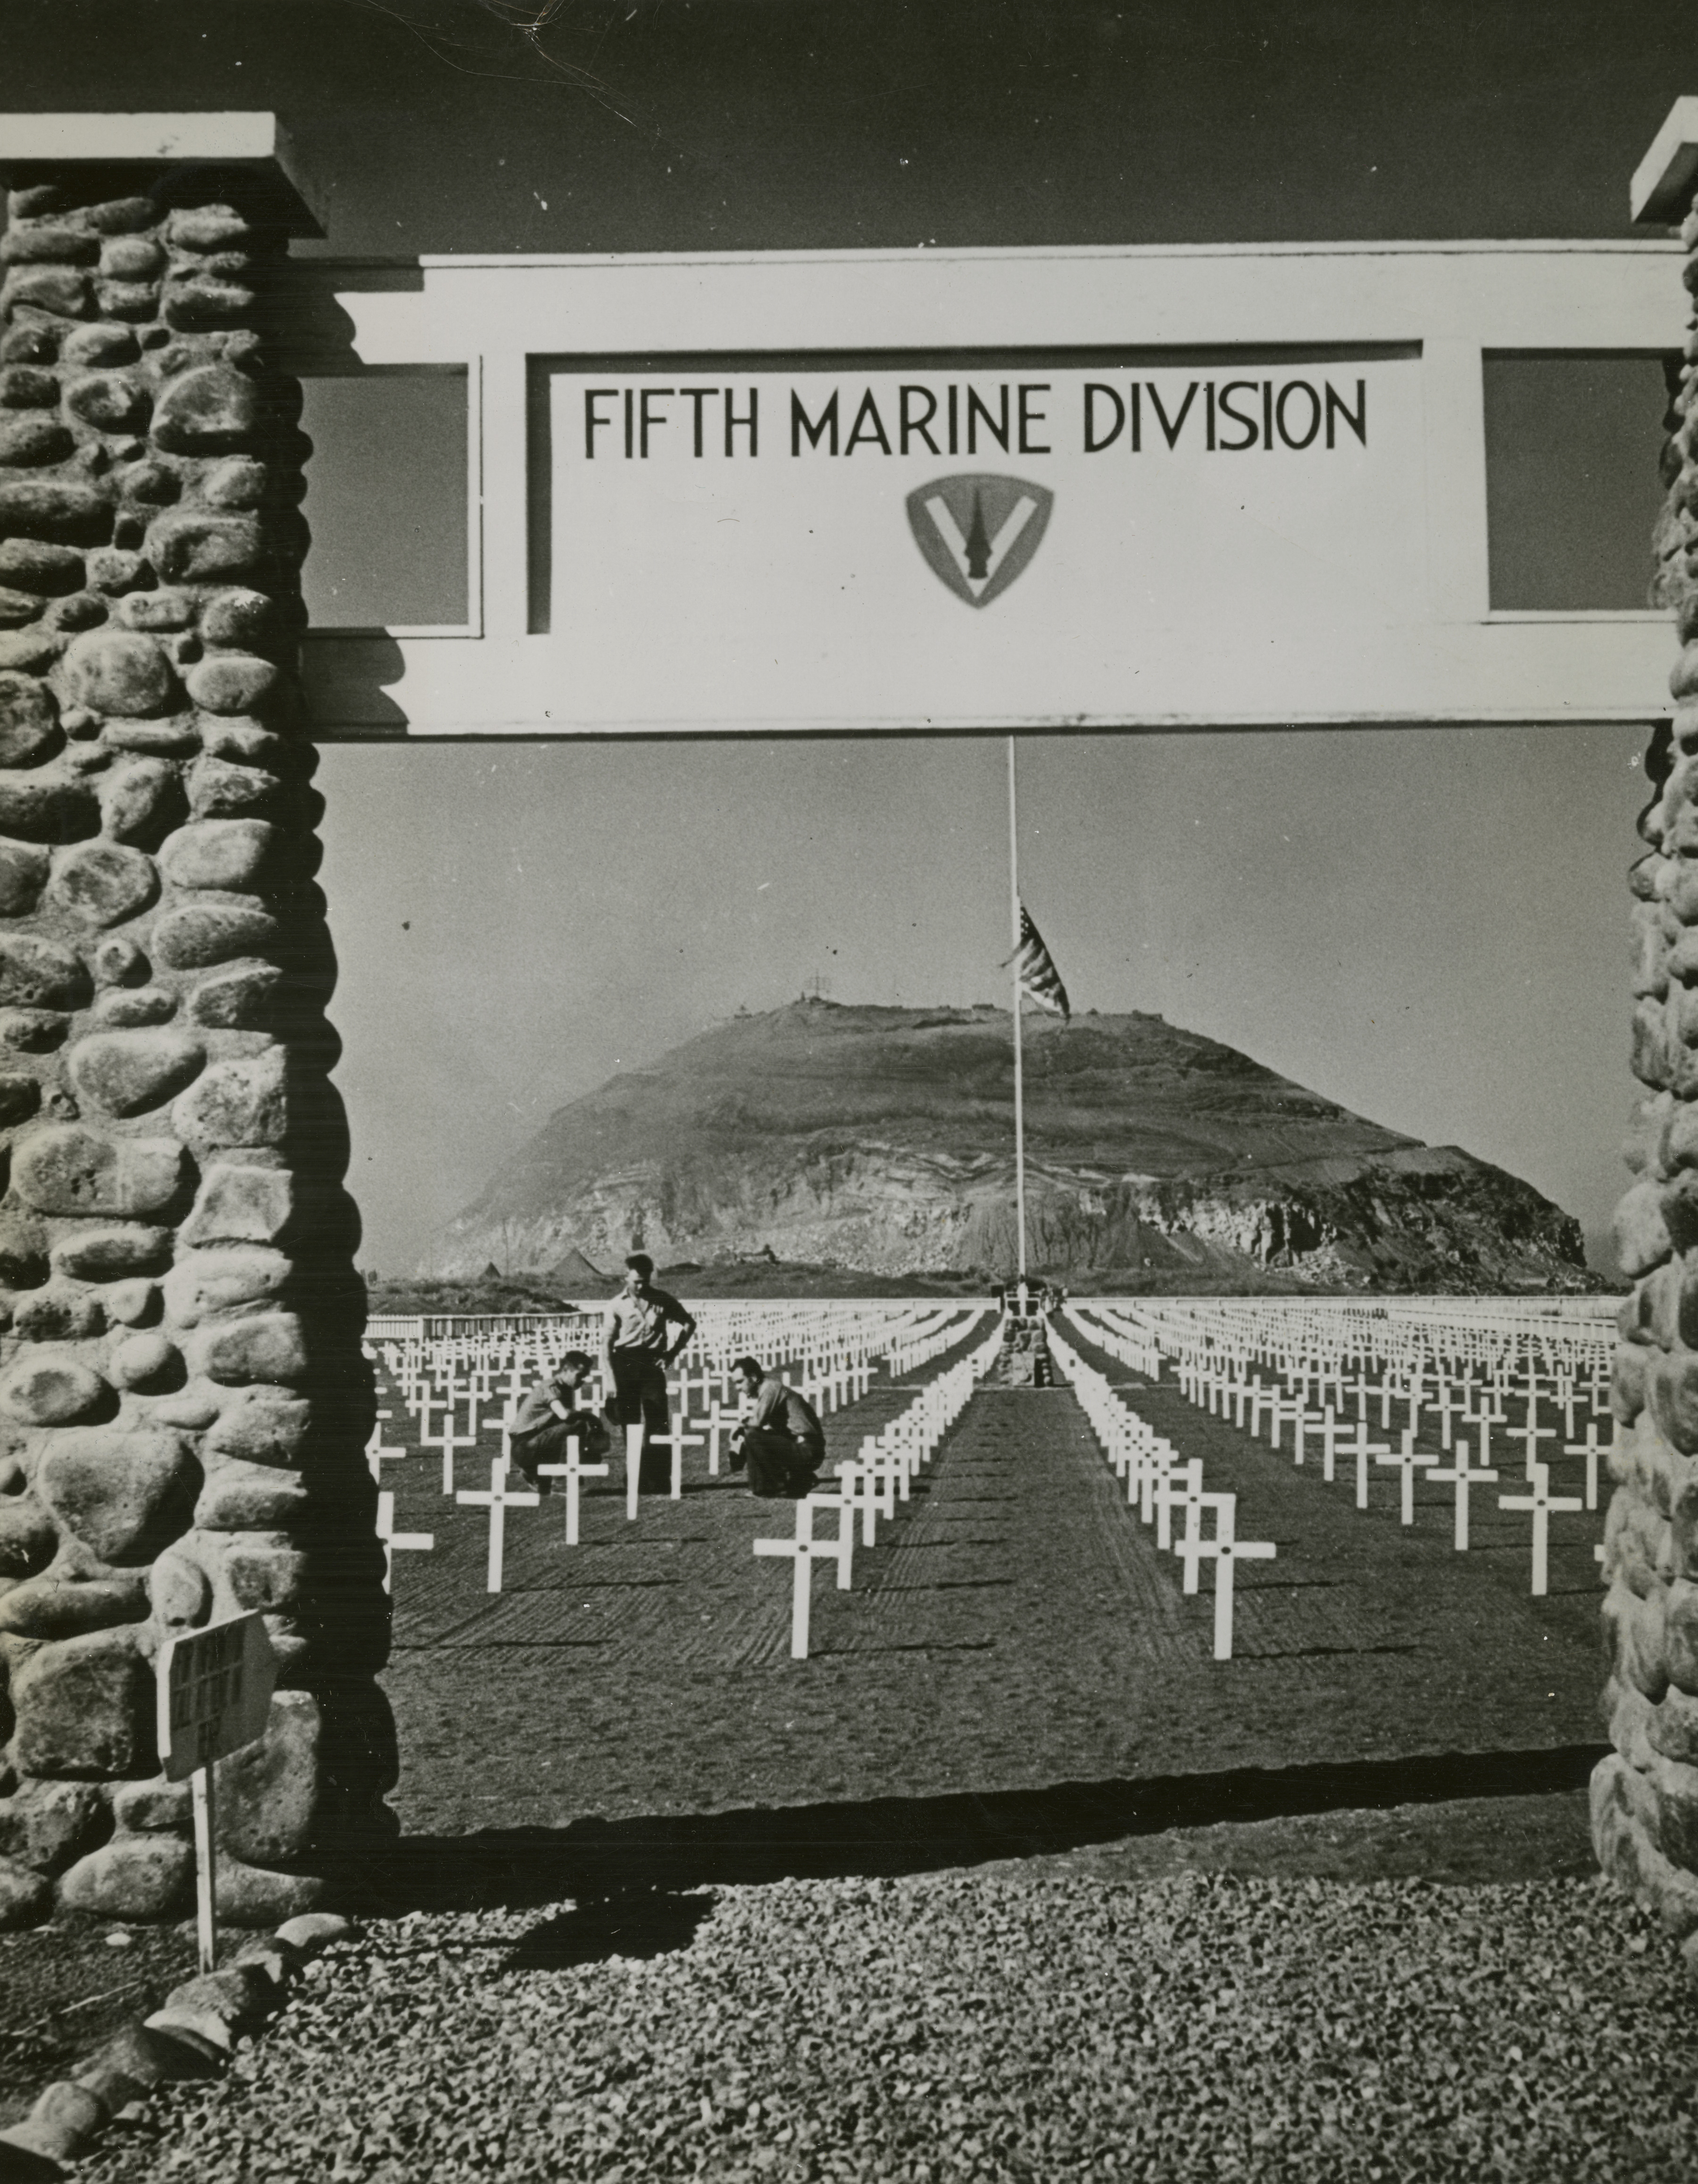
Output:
[{"left": 1011, "top": 904, "right": 1070, "bottom": 1019}]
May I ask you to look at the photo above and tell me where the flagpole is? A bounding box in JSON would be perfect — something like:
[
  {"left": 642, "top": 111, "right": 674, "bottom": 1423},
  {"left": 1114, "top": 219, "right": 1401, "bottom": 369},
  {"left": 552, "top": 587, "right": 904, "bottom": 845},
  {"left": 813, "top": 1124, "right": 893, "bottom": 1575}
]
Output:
[{"left": 1008, "top": 736, "right": 1026, "bottom": 1287}]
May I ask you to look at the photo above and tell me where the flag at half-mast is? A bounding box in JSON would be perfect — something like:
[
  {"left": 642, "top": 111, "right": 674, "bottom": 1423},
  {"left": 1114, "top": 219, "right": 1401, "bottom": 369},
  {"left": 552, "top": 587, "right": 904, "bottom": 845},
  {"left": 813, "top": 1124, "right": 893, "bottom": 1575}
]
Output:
[{"left": 1011, "top": 904, "right": 1070, "bottom": 1019}]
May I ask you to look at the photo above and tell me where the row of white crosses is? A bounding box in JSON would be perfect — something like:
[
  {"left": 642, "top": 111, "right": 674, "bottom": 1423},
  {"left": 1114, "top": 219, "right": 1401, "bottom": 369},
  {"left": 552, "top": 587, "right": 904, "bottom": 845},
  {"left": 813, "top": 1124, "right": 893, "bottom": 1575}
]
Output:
[
  {"left": 1144, "top": 1296, "right": 1616, "bottom": 1444},
  {"left": 360, "top": 1355, "right": 436, "bottom": 1592},
  {"left": 1084, "top": 1300, "right": 1581, "bottom": 1571},
  {"left": 1070, "top": 1297, "right": 1604, "bottom": 1597},
  {"left": 753, "top": 1316, "right": 1003, "bottom": 1659},
  {"left": 373, "top": 1299, "right": 950, "bottom": 1505},
  {"left": 637, "top": 1304, "right": 976, "bottom": 1517},
  {"left": 363, "top": 1302, "right": 994, "bottom": 1600},
  {"left": 455, "top": 1306, "right": 995, "bottom": 1617},
  {"left": 1047, "top": 1319, "right": 1274, "bottom": 1659},
  {"left": 389, "top": 1298, "right": 943, "bottom": 1423}
]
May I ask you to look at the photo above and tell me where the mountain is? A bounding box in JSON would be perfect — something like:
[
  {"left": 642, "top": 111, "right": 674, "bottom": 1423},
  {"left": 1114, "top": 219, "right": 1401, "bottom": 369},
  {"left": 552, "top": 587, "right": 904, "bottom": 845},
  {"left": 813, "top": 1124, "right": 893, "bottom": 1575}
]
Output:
[{"left": 421, "top": 1000, "right": 1595, "bottom": 1293}]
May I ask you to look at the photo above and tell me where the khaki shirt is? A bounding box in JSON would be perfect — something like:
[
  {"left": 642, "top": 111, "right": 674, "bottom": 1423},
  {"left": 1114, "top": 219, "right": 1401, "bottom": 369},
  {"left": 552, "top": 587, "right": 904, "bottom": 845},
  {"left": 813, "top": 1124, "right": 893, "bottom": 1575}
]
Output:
[
  {"left": 511, "top": 1382, "right": 575, "bottom": 1440},
  {"left": 604, "top": 1286, "right": 694, "bottom": 1355},
  {"left": 748, "top": 1374, "right": 824, "bottom": 1451}
]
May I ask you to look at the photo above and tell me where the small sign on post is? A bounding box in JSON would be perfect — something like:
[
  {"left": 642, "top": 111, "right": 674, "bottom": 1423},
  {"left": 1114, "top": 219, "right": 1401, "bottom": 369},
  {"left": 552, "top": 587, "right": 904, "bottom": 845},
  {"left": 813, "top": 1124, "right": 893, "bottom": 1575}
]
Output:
[{"left": 155, "top": 1612, "right": 278, "bottom": 1976}]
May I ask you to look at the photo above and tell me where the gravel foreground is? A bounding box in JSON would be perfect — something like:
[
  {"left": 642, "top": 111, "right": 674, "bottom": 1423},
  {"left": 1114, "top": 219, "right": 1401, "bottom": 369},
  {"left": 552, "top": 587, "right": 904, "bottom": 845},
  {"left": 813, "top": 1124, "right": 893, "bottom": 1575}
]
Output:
[{"left": 79, "top": 1867, "right": 1698, "bottom": 2184}]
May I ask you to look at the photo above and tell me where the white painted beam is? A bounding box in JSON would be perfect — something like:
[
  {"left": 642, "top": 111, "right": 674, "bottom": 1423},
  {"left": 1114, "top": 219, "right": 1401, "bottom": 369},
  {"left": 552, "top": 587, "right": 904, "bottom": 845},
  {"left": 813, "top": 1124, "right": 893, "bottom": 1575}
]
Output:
[{"left": 0, "top": 109, "right": 324, "bottom": 234}]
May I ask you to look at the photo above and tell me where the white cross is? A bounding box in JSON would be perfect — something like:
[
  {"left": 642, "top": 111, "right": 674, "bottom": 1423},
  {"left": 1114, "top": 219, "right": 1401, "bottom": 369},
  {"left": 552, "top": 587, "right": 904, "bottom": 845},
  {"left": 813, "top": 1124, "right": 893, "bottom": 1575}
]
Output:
[
  {"left": 1309, "top": 1405, "right": 1342, "bottom": 1483},
  {"left": 1498, "top": 1462, "right": 1582, "bottom": 1597},
  {"left": 1429, "top": 1378, "right": 1460, "bottom": 1450},
  {"left": 375, "top": 1490, "right": 433, "bottom": 1593},
  {"left": 1462, "top": 1397, "right": 1503, "bottom": 1471},
  {"left": 805, "top": 1488, "right": 855, "bottom": 1589},
  {"left": 1155, "top": 1459, "right": 1205, "bottom": 1553},
  {"left": 623, "top": 1421, "right": 647, "bottom": 1521},
  {"left": 697, "top": 1400, "right": 731, "bottom": 1475},
  {"left": 365, "top": 1410, "right": 407, "bottom": 1486},
  {"left": 1375, "top": 1430, "right": 1437, "bottom": 1526},
  {"left": 432, "top": 1415, "right": 477, "bottom": 1497},
  {"left": 412, "top": 1383, "right": 444, "bottom": 1445},
  {"left": 860, "top": 1441, "right": 906, "bottom": 1520},
  {"left": 1169, "top": 1491, "right": 1276, "bottom": 1661},
  {"left": 536, "top": 1429, "right": 610, "bottom": 1547},
  {"left": 879, "top": 1427, "right": 920, "bottom": 1501},
  {"left": 1143, "top": 1444, "right": 1181, "bottom": 1526},
  {"left": 457, "top": 1457, "right": 539, "bottom": 1593},
  {"left": 833, "top": 1460, "right": 882, "bottom": 1546},
  {"left": 448, "top": 1379, "right": 482, "bottom": 1442},
  {"left": 753, "top": 1495, "right": 853, "bottom": 1660},
  {"left": 1564, "top": 1423, "right": 1607, "bottom": 1512},
  {"left": 1338, "top": 1415, "right": 1390, "bottom": 1510},
  {"left": 1507, "top": 1403, "right": 1557, "bottom": 1478},
  {"left": 1425, "top": 1436, "right": 1498, "bottom": 1552},
  {"left": 1196, "top": 1536, "right": 1277, "bottom": 1659},
  {"left": 1174, "top": 1488, "right": 1237, "bottom": 1595},
  {"left": 654, "top": 1412, "right": 705, "bottom": 1500}
]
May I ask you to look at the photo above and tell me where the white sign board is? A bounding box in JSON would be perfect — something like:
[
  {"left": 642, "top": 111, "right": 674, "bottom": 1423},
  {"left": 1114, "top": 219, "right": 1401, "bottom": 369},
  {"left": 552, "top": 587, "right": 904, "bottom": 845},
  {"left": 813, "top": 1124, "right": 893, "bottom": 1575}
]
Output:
[
  {"left": 293, "top": 241, "right": 1687, "bottom": 736},
  {"left": 549, "top": 358, "right": 1418, "bottom": 729},
  {"left": 156, "top": 1611, "right": 277, "bottom": 1783}
]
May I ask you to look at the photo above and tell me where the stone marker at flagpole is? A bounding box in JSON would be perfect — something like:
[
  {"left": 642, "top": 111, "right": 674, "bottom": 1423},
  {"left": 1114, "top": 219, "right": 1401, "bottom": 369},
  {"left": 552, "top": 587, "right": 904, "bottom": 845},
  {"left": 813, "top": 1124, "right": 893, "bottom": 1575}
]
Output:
[{"left": 0, "top": 115, "right": 393, "bottom": 1930}]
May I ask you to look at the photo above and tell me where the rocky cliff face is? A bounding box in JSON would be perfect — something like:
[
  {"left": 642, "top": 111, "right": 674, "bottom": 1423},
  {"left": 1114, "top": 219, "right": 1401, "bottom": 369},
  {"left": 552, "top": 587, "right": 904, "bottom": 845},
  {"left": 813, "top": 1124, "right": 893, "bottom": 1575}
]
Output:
[{"left": 424, "top": 1000, "right": 1593, "bottom": 1292}]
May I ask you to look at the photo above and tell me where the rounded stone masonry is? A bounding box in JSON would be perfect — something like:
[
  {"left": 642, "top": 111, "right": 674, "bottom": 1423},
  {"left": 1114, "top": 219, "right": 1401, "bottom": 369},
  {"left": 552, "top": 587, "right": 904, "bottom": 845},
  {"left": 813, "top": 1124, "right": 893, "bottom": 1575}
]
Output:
[
  {"left": 0, "top": 130, "right": 391, "bottom": 1928},
  {"left": 1597, "top": 178, "right": 1698, "bottom": 1943}
]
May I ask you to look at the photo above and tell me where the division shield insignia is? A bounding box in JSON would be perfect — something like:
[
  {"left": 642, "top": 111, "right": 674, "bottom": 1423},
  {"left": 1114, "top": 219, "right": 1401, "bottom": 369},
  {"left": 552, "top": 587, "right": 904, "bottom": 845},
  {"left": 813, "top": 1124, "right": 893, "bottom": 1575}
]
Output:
[{"left": 905, "top": 473, "right": 1055, "bottom": 608}]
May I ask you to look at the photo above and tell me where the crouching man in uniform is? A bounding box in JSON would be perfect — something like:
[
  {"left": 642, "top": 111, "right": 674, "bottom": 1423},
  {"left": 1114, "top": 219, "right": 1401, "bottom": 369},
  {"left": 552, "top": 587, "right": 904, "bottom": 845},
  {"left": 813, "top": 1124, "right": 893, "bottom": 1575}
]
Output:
[
  {"left": 508, "top": 1350, "right": 610, "bottom": 1494},
  {"left": 729, "top": 1354, "right": 827, "bottom": 1499}
]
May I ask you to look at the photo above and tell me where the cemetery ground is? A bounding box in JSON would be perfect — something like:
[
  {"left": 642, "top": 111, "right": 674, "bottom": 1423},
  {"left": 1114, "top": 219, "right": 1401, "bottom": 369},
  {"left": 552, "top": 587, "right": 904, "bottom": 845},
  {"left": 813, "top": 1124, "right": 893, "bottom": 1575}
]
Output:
[
  {"left": 378, "top": 1316, "right": 1606, "bottom": 1845},
  {"left": 16, "top": 1306, "right": 1697, "bottom": 2180}
]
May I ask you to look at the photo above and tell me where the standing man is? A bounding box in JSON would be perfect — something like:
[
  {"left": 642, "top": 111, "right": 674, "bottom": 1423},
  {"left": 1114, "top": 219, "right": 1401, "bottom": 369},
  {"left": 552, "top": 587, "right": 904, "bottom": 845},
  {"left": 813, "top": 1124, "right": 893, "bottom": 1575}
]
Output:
[
  {"left": 602, "top": 1254, "right": 698, "bottom": 1495},
  {"left": 729, "top": 1354, "right": 827, "bottom": 1500},
  {"left": 507, "top": 1351, "right": 609, "bottom": 1495}
]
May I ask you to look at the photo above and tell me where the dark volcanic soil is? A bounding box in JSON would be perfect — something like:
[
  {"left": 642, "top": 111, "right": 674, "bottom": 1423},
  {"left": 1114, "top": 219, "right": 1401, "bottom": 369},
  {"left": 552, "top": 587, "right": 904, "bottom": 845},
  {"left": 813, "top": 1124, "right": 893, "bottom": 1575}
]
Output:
[{"left": 373, "top": 1319, "right": 1607, "bottom": 1868}]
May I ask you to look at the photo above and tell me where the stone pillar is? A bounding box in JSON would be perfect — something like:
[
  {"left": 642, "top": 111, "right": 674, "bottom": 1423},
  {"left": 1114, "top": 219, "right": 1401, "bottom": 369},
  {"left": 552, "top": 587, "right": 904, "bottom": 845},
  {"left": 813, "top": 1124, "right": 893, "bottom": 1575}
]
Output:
[
  {"left": 0, "top": 117, "right": 392, "bottom": 1927},
  {"left": 1593, "top": 102, "right": 1698, "bottom": 1939}
]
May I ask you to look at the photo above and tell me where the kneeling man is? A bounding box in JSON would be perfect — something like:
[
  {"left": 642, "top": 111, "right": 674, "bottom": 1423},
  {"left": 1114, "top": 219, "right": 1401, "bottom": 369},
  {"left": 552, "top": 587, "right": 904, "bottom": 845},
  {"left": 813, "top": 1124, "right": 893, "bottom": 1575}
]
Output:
[
  {"left": 508, "top": 1351, "right": 610, "bottom": 1494},
  {"left": 729, "top": 1354, "right": 826, "bottom": 1500}
]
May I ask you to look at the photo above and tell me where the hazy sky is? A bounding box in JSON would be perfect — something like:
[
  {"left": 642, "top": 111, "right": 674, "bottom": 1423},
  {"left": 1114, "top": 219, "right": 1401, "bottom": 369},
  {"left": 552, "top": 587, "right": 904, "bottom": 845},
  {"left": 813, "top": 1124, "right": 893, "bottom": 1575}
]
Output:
[
  {"left": 10, "top": 0, "right": 1686, "bottom": 1271},
  {"left": 316, "top": 726, "right": 1648, "bottom": 1271}
]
